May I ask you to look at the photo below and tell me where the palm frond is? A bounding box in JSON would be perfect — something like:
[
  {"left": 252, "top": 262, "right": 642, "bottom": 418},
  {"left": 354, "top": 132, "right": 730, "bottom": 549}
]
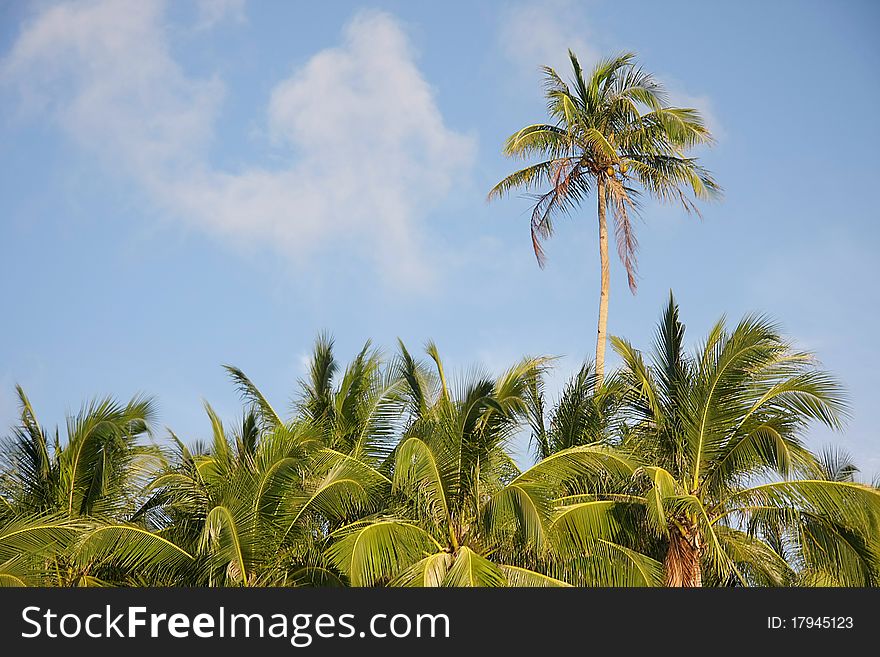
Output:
[
  {"left": 442, "top": 546, "right": 506, "bottom": 587},
  {"left": 224, "top": 365, "right": 283, "bottom": 430},
  {"left": 326, "top": 519, "right": 442, "bottom": 586}
]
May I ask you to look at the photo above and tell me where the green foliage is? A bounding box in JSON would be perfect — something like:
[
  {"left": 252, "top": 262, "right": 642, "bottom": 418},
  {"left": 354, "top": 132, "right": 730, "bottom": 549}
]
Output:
[
  {"left": 489, "top": 51, "right": 720, "bottom": 289},
  {"left": 1, "top": 301, "right": 876, "bottom": 587}
]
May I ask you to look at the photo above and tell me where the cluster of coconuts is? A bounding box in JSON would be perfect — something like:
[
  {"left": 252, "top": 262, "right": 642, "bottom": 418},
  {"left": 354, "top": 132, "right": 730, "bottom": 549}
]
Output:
[
  {"left": 604, "top": 132, "right": 629, "bottom": 176},
  {"left": 604, "top": 159, "right": 629, "bottom": 176}
]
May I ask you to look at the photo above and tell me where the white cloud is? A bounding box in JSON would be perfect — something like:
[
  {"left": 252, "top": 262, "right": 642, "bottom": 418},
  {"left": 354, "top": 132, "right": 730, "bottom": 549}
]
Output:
[
  {"left": 498, "top": 0, "right": 599, "bottom": 77},
  {"left": 2, "top": 0, "right": 222, "bottom": 177},
  {"left": 1, "top": 2, "right": 474, "bottom": 285},
  {"left": 498, "top": 1, "right": 724, "bottom": 140},
  {"left": 195, "top": 0, "right": 246, "bottom": 30}
]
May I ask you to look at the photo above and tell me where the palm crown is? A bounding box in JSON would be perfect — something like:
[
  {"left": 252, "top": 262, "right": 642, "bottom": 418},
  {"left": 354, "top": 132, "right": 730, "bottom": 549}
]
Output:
[
  {"left": 542, "top": 295, "right": 880, "bottom": 586},
  {"left": 0, "top": 389, "right": 191, "bottom": 586},
  {"left": 325, "top": 343, "right": 656, "bottom": 586}
]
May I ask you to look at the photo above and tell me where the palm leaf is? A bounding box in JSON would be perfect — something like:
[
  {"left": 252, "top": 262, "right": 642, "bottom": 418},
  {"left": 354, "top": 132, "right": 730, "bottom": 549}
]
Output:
[{"left": 325, "top": 519, "right": 442, "bottom": 586}]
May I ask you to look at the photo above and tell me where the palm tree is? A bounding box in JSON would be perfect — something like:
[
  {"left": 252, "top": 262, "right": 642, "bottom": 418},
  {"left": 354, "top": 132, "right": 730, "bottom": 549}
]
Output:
[
  {"left": 523, "top": 296, "right": 880, "bottom": 586},
  {"left": 139, "top": 337, "right": 404, "bottom": 586},
  {"left": 139, "top": 410, "right": 380, "bottom": 586},
  {"left": 598, "top": 295, "right": 880, "bottom": 586},
  {"left": 2, "top": 320, "right": 877, "bottom": 588},
  {"left": 775, "top": 445, "right": 880, "bottom": 585},
  {"left": 1, "top": 386, "right": 159, "bottom": 519},
  {"left": 489, "top": 51, "right": 720, "bottom": 387},
  {"left": 0, "top": 386, "right": 192, "bottom": 585},
  {"left": 324, "top": 342, "right": 661, "bottom": 586},
  {"left": 527, "top": 360, "right": 626, "bottom": 460},
  {"left": 290, "top": 333, "right": 406, "bottom": 464}
]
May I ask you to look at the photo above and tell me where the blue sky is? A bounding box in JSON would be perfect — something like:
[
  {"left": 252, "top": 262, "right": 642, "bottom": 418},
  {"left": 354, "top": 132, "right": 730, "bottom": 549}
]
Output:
[{"left": 1, "top": 0, "right": 878, "bottom": 475}]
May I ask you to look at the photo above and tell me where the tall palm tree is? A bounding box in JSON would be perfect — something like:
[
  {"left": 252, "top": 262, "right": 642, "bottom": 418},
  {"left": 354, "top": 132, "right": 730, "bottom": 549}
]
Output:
[{"left": 489, "top": 51, "right": 720, "bottom": 387}]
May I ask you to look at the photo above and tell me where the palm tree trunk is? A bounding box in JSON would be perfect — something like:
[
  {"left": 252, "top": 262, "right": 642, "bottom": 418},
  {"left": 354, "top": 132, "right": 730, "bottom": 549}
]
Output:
[
  {"left": 664, "top": 526, "right": 703, "bottom": 587},
  {"left": 594, "top": 176, "right": 610, "bottom": 389}
]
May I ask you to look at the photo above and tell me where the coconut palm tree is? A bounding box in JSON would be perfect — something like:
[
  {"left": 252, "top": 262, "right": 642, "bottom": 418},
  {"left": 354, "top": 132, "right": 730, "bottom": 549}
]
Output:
[
  {"left": 1, "top": 386, "right": 160, "bottom": 519},
  {"left": 2, "top": 319, "right": 876, "bottom": 588},
  {"left": 763, "top": 445, "right": 880, "bottom": 586},
  {"left": 290, "top": 334, "right": 407, "bottom": 464},
  {"left": 0, "top": 387, "right": 192, "bottom": 585},
  {"left": 489, "top": 51, "right": 720, "bottom": 388},
  {"left": 139, "top": 410, "right": 383, "bottom": 586},
  {"left": 527, "top": 360, "right": 626, "bottom": 460},
  {"left": 522, "top": 296, "right": 880, "bottom": 586},
  {"left": 139, "top": 338, "right": 404, "bottom": 586},
  {"left": 324, "top": 342, "right": 661, "bottom": 586},
  {"left": 593, "top": 295, "right": 880, "bottom": 586}
]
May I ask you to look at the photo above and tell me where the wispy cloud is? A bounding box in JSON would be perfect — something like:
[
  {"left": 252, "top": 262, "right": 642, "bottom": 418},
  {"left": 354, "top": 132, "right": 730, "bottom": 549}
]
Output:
[
  {"left": 194, "top": 0, "right": 246, "bottom": 30},
  {"left": 1, "top": 0, "right": 221, "bottom": 173},
  {"left": 1, "top": 1, "right": 475, "bottom": 286},
  {"left": 498, "top": 0, "right": 599, "bottom": 77},
  {"left": 498, "top": 1, "right": 724, "bottom": 139}
]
